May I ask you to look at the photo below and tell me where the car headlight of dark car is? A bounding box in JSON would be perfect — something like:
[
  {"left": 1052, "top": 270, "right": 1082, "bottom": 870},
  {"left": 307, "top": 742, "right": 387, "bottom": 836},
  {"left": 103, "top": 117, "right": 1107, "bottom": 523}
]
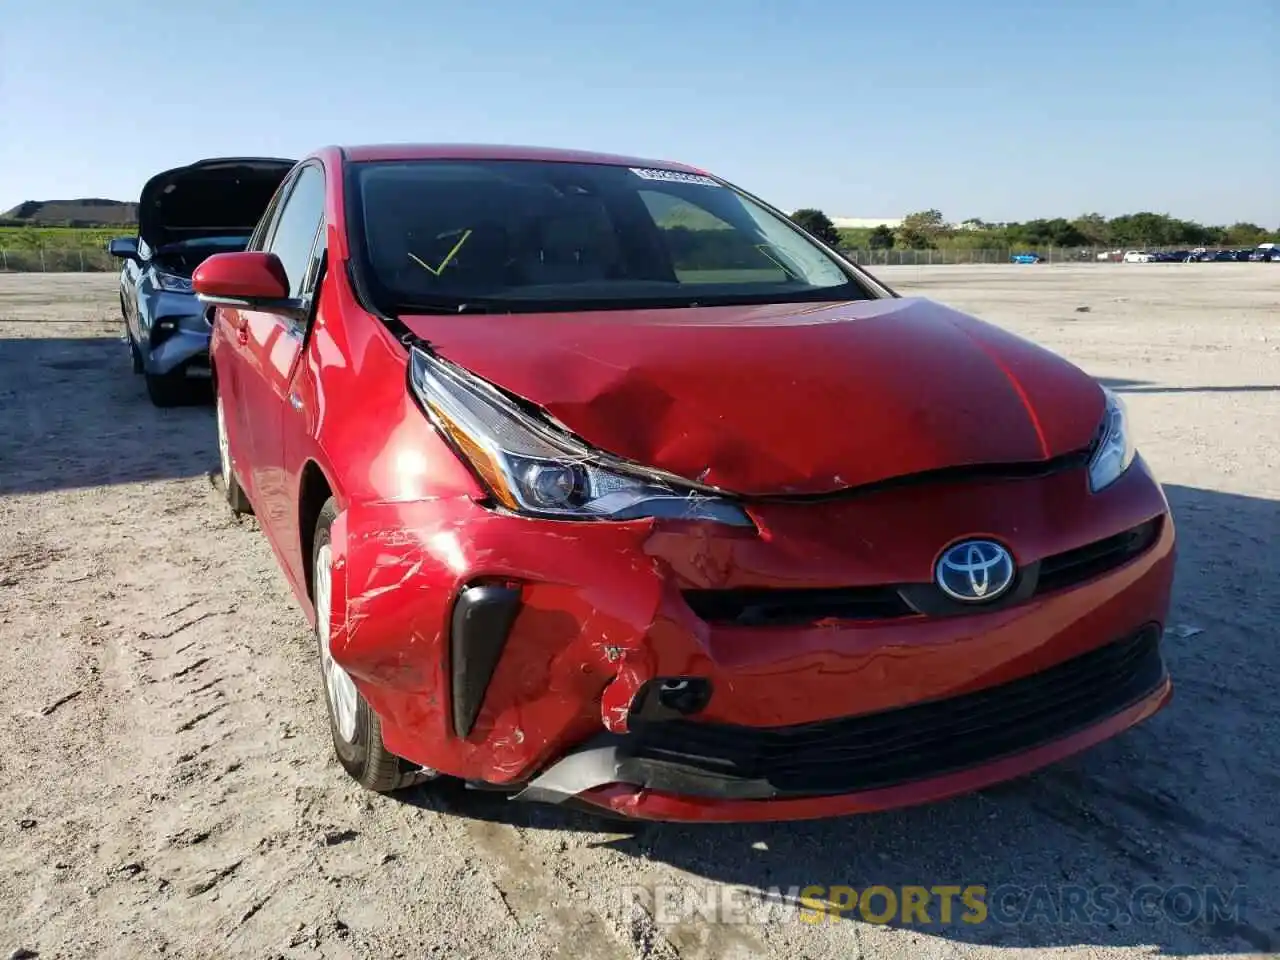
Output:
[
  {"left": 408, "top": 346, "right": 753, "bottom": 526},
  {"left": 1088, "top": 386, "right": 1137, "bottom": 492}
]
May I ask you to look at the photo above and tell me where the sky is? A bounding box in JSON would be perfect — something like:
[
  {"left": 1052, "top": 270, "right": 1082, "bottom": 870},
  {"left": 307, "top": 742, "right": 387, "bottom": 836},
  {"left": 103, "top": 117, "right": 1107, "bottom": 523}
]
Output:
[{"left": 1, "top": 1, "right": 1276, "bottom": 226}]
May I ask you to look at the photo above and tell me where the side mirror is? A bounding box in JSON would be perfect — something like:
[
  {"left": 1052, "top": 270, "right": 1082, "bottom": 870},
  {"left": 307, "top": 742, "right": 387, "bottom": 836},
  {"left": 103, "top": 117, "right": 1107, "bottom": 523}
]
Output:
[
  {"left": 108, "top": 237, "right": 139, "bottom": 260},
  {"left": 193, "top": 251, "right": 301, "bottom": 317}
]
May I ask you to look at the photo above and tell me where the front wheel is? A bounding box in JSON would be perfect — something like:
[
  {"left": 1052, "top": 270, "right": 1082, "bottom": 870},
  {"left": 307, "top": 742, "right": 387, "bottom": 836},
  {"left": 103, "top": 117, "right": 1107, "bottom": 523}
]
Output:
[
  {"left": 145, "top": 369, "right": 195, "bottom": 407},
  {"left": 312, "top": 497, "right": 431, "bottom": 793},
  {"left": 215, "top": 393, "right": 252, "bottom": 515},
  {"left": 127, "top": 335, "right": 143, "bottom": 374}
]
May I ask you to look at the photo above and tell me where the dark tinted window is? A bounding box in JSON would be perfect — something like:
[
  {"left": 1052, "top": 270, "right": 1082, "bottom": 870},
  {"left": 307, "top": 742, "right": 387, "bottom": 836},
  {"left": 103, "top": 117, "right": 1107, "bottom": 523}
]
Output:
[
  {"left": 350, "top": 159, "right": 868, "bottom": 313},
  {"left": 265, "top": 165, "right": 325, "bottom": 298}
]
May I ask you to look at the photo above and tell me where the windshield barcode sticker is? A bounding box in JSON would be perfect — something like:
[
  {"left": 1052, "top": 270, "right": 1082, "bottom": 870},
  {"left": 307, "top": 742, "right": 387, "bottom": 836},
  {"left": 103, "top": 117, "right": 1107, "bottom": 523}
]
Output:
[{"left": 629, "top": 167, "right": 719, "bottom": 186}]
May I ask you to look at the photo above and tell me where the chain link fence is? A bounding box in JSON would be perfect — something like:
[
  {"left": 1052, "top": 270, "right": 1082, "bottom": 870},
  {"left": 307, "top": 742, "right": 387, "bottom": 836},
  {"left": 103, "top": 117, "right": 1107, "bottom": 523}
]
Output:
[
  {"left": 0, "top": 247, "right": 117, "bottom": 272},
  {"left": 842, "top": 244, "right": 1264, "bottom": 266}
]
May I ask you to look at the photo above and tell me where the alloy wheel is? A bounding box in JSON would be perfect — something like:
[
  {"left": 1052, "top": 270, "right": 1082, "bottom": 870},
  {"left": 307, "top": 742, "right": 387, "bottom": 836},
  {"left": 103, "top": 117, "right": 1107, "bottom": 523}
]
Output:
[
  {"left": 315, "top": 543, "right": 359, "bottom": 743},
  {"left": 216, "top": 396, "right": 233, "bottom": 486}
]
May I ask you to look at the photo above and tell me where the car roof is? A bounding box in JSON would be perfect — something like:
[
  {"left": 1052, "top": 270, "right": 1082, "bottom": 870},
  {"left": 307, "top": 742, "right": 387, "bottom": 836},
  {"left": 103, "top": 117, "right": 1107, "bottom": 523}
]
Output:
[{"left": 336, "top": 142, "right": 704, "bottom": 173}]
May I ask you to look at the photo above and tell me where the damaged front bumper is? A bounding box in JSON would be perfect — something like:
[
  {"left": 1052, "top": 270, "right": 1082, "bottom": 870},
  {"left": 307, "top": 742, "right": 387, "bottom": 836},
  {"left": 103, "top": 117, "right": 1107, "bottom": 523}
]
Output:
[
  {"left": 513, "top": 623, "right": 1171, "bottom": 822},
  {"left": 323, "top": 458, "right": 1176, "bottom": 821},
  {"left": 140, "top": 290, "right": 212, "bottom": 377}
]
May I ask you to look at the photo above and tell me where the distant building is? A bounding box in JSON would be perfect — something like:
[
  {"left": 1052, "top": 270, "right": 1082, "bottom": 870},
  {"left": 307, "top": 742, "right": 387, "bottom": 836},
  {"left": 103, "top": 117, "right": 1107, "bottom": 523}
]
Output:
[{"left": 831, "top": 217, "right": 903, "bottom": 229}]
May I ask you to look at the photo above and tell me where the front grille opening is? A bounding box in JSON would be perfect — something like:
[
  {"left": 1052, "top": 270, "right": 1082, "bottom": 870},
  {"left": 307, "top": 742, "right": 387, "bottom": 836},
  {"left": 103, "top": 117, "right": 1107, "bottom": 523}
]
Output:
[
  {"left": 1038, "top": 518, "right": 1161, "bottom": 594},
  {"left": 683, "top": 518, "right": 1162, "bottom": 628},
  {"left": 682, "top": 585, "right": 914, "bottom": 627},
  {"left": 625, "top": 625, "right": 1165, "bottom": 796}
]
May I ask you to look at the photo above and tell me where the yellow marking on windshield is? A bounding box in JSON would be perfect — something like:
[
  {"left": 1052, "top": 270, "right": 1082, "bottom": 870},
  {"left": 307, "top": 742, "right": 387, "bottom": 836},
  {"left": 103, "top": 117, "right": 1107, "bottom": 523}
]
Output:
[
  {"left": 408, "top": 229, "right": 474, "bottom": 276},
  {"left": 754, "top": 244, "right": 799, "bottom": 278}
]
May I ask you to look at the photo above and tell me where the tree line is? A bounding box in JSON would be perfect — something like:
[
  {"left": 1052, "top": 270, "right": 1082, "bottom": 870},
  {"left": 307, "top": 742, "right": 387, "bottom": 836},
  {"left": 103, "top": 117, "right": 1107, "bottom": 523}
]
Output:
[{"left": 789, "top": 208, "right": 1280, "bottom": 251}]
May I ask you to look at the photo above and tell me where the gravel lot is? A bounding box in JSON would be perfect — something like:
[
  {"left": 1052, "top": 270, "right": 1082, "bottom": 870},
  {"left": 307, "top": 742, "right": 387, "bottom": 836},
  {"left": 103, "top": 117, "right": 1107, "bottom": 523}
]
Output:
[{"left": 1, "top": 265, "right": 1276, "bottom": 960}]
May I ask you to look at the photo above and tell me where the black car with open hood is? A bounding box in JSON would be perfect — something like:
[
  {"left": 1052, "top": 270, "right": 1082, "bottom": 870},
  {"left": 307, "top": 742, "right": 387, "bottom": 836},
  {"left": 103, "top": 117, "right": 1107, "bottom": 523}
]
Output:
[{"left": 138, "top": 156, "right": 298, "bottom": 250}]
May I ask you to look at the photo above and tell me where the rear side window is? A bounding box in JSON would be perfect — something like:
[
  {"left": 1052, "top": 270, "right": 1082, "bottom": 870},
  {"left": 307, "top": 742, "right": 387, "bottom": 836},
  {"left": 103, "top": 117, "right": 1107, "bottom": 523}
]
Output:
[{"left": 265, "top": 165, "right": 325, "bottom": 299}]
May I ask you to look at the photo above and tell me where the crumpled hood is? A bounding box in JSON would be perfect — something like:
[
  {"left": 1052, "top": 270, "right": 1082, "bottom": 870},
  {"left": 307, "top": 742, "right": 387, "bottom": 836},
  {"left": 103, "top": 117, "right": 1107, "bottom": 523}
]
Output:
[
  {"left": 138, "top": 157, "right": 296, "bottom": 249},
  {"left": 400, "top": 297, "right": 1106, "bottom": 496}
]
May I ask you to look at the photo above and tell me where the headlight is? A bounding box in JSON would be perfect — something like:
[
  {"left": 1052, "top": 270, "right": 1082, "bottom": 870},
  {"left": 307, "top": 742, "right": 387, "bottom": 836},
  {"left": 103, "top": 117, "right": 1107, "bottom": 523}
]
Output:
[
  {"left": 153, "top": 271, "right": 193, "bottom": 293},
  {"left": 408, "top": 347, "right": 754, "bottom": 527},
  {"left": 1088, "top": 386, "right": 1136, "bottom": 492}
]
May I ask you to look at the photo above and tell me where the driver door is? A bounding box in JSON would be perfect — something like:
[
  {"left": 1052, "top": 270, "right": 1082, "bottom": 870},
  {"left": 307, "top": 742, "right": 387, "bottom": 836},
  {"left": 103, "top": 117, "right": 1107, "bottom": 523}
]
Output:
[{"left": 235, "top": 163, "right": 327, "bottom": 548}]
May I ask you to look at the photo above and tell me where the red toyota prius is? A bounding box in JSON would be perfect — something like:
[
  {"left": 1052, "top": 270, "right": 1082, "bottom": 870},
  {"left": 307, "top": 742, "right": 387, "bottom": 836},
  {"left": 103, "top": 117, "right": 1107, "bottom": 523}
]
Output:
[{"left": 195, "top": 144, "right": 1176, "bottom": 822}]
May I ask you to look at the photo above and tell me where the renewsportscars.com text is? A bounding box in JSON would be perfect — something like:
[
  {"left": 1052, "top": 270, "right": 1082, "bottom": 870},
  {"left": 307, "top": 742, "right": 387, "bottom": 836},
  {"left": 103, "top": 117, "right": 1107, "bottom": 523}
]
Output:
[{"left": 610, "top": 883, "right": 1249, "bottom": 928}]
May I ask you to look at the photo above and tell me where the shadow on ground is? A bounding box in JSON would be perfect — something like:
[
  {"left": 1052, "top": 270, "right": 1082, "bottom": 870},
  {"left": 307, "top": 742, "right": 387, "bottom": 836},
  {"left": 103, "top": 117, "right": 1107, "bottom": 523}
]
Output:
[
  {"left": 0, "top": 336, "right": 214, "bottom": 495},
  {"left": 402, "top": 484, "right": 1279, "bottom": 957},
  {"left": 1098, "top": 377, "right": 1279, "bottom": 395}
]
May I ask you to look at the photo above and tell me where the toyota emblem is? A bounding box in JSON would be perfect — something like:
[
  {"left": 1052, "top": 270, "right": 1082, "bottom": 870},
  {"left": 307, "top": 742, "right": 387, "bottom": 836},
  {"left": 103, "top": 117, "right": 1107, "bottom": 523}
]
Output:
[{"left": 935, "top": 539, "right": 1016, "bottom": 602}]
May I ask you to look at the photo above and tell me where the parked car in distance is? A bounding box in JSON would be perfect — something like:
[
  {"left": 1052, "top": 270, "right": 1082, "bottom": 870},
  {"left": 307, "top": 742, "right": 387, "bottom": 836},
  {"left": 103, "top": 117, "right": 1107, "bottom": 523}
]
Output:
[
  {"left": 195, "top": 143, "right": 1177, "bottom": 823},
  {"left": 1122, "top": 250, "right": 1153, "bottom": 263},
  {"left": 1250, "top": 244, "right": 1280, "bottom": 262},
  {"left": 1010, "top": 252, "right": 1043, "bottom": 264},
  {"left": 109, "top": 157, "right": 296, "bottom": 405}
]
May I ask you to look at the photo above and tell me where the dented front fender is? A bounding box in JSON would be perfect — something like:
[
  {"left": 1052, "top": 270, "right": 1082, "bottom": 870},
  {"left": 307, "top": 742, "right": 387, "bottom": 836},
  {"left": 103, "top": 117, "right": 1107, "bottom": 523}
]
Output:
[{"left": 324, "top": 495, "right": 676, "bottom": 781}]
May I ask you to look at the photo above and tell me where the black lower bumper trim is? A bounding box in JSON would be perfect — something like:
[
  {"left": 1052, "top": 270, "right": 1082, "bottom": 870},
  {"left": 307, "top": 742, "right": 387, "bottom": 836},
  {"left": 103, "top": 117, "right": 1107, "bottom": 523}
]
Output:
[
  {"left": 513, "top": 739, "right": 779, "bottom": 804},
  {"left": 517, "top": 625, "right": 1166, "bottom": 804}
]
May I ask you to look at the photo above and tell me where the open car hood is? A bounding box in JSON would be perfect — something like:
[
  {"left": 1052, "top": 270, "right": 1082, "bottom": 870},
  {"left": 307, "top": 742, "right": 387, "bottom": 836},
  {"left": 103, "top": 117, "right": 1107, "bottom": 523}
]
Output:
[
  {"left": 400, "top": 297, "right": 1107, "bottom": 497},
  {"left": 137, "top": 157, "right": 296, "bottom": 249}
]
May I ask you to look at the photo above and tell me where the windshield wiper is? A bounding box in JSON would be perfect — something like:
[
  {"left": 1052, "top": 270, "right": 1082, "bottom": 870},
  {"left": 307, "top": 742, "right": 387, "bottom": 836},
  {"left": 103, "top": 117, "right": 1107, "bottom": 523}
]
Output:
[{"left": 390, "top": 299, "right": 501, "bottom": 315}]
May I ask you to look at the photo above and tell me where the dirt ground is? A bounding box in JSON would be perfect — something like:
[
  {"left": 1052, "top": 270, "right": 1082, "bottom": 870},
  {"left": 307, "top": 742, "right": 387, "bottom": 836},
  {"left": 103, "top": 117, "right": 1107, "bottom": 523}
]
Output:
[{"left": 1, "top": 265, "right": 1276, "bottom": 960}]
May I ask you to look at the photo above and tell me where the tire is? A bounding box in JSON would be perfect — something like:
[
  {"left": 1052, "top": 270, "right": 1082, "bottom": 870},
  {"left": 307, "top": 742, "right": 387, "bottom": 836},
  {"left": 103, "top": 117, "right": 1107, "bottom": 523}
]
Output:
[
  {"left": 128, "top": 335, "right": 143, "bottom": 374},
  {"left": 145, "top": 369, "right": 193, "bottom": 407},
  {"left": 312, "top": 497, "right": 430, "bottom": 793},
  {"left": 122, "top": 303, "right": 142, "bottom": 373},
  {"left": 215, "top": 393, "right": 253, "bottom": 516}
]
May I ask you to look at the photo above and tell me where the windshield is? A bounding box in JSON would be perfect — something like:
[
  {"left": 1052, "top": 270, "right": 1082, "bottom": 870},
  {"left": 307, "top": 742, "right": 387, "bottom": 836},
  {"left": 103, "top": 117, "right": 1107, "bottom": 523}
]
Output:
[{"left": 348, "top": 159, "right": 871, "bottom": 313}]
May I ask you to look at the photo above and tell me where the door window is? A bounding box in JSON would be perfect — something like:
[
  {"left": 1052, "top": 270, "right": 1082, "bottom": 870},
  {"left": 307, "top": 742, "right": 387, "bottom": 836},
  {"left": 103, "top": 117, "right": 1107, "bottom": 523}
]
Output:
[
  {"left": 245, "top": 191, "right": 284, "bottom": 252},
  {"left": 300, "top": 226, "right": 328, "bottom": 299},
  {"left": 264, "top": 164, "right": 325, "bottom": 299}
]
